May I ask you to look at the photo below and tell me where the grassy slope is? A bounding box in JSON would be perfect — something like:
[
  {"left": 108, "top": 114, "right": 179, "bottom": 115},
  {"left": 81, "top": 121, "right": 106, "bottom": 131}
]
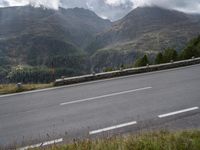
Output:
[
  {"left": 0, "top": 84, "right": 53, "bottom": 95},
  {"left": 34, "top": 130, "right": 200, "bottom": 150}
]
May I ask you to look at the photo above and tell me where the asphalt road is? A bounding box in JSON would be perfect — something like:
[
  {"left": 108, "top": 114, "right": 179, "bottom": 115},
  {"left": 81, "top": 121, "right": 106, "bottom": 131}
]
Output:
[{"left": 0, "top": 64, "right": 200, "bottom": 148}]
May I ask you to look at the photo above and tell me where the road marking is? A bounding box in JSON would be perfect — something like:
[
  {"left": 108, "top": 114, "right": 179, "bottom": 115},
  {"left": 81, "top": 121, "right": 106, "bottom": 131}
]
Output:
[
  {"left": 89, "top": 121, "right": 137, "bottom": 135},
  {"left": 18, "top": 138, "right": 63, "bottom": 150},
  {"left": 158, "top": 107, "right": 199, "bottom": 118},
  {"left": 60, "top": 87, "right": 152, "bottom": 106}
]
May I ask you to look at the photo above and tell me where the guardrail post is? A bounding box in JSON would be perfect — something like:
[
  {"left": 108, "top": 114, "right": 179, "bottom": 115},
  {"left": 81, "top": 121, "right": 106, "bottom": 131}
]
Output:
[
  {"left": 61, "top": 76, "right": 65, "bottom": 80},
  {"left": 92, "top": 72, "right": 96, "bottom": 76},
  {"left": 16, "top": 83, "right": 23, "bottom": 89}
]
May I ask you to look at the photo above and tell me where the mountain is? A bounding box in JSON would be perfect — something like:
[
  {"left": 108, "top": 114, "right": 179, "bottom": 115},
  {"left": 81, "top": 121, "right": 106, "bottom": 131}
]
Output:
[
  {"left": 88, "top": 7, "right": 200, "bottom": 71},
  {"left": 0, "top": 6, "right": 111, "bottom": 70},
  {"left": 1, "top": 6, "right": 200, "bottom": 82}
]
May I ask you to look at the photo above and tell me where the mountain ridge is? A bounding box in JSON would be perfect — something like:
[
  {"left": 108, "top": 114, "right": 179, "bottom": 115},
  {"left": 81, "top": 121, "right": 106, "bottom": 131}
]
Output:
[
  {"left": 0, "top": 6, "right": 111, "bottom": 71},
  {"left": 87, "top": 7, "right": 200, "bottom": 71},
  {"left": 0, "top": 6, "right": 200, "bottom": 81}
]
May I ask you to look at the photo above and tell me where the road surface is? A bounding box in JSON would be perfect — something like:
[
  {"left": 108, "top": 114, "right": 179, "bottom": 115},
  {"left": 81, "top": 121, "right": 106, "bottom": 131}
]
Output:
[{"left": 0, "top": 64, "right": 200, "bottom": 148}]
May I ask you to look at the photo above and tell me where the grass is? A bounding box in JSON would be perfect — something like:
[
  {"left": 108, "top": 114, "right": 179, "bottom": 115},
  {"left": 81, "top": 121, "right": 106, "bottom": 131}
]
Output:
[
  {"left": 0, "top": 83, "right": 53, "bottom": 95},
  {"left": 33, "top": 130, "right": 200, "bottom": 150}
]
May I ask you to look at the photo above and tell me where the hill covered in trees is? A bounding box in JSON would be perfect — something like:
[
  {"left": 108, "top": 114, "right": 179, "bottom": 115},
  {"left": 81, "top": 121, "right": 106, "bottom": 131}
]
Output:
[
  {"left": 89, "top": 7, "right": 200, "bottom": 71},
  {"left": 134, "top": 35, "right": 200, "bottom": 68},
  {"left": 0, "top": 6, "right": 111, "bottom": 83}
]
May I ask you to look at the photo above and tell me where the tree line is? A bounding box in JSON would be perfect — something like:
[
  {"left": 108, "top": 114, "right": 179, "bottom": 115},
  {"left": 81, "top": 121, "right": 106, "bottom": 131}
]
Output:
[
  {"left": 0, "top": 66, "right": 85, "bottom": 84},
  {"left": 134, "top": 35, "right": 200, "bottom": 67},
  {"left": 0, "top": 35, "right": 200, "bottom": 84}
]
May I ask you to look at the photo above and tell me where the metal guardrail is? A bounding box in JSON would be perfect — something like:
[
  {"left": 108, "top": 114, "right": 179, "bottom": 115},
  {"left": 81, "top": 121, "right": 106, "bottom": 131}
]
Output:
[{"left": 54, "top": 57, "right": 200, "bottom": 86}]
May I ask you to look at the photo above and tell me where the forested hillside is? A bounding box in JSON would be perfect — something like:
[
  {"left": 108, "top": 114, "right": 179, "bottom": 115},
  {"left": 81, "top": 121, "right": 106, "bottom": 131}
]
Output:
[
  {"left": 88, "top": 7, "right": 200, "bottom": 71},
  {"left": 0, "top": 6, "right": 200, "bottom": 83},
  {"left": 132, "top": 35, "right": 200, "bottom": 68},
  {"left": 0, "top": 6, "right": 111, "bottom": 83}
]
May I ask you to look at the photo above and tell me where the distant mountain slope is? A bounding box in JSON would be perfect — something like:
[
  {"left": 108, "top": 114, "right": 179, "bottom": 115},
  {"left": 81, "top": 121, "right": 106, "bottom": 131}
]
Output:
[
  {"left": 0, "top": 6, "right": 111, "bottom": 48},
  {"left": 0, "top": 6, "right": 111, "bottom": 69},
  {"left": 88, "top": 7, "right": 200, "bottom": 71},
  {"left": 1, "top": 6, "right": 200, "bottom": 78}
]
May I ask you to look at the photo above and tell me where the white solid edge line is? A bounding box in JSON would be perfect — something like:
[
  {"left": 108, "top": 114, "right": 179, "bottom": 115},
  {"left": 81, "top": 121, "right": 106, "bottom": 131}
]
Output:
[
  {"left": 89, "top": 121, "right": 137, "bottom": 135},
  {"left": 18, "top": 138, "right": 63, "bottom": 150},
  {"left": 158, "top": 107, "right": 199, "bottom": 118},
  {"left": 60, "top": 87, "right": 152, "bottom": 106},
  {"left": 0, "top": 64, "right": 199, "bottom": 98}
]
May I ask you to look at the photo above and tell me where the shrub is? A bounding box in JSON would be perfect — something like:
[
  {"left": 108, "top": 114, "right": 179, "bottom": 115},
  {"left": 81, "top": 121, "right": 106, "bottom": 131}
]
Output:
[{"left": 134, "top": 55, "right": 149, "bottom": 67}]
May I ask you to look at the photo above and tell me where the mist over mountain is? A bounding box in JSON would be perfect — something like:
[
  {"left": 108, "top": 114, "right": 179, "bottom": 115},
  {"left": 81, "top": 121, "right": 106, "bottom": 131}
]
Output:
[{"left": 1, "top": 0, "right": 200, "bottom": 21}]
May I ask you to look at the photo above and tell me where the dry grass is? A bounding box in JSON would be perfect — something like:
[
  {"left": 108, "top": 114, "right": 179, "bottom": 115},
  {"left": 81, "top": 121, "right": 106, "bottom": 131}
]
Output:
[
  {"left": 35, "top": 130, "right": 200, "bottom": 150},
  {"left": 0, "top": 83, "right": 53, "bottom": 95}
]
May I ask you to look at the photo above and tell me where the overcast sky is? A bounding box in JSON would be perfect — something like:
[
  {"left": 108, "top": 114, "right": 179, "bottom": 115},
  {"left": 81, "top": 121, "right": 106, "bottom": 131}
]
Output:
[{"left": 0, "top": 0, "right": 200, "bottom": 20}]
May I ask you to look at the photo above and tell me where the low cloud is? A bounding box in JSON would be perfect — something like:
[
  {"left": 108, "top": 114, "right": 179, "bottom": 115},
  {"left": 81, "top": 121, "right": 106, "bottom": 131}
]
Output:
[
  {"left": 105, "top": 0, "right": 200, "bottom": 14},
  {"left": 0, "top": 0, "right": 60, "bottom": 9},
  {"left": 105, "top": 0, "right": 130, "bottom": 6},
  {"left": 0, "top": 0, "right": 200, "bottom": 20},
  {"left": 61, "top": 0, "right": 200, "bottom": 20}
]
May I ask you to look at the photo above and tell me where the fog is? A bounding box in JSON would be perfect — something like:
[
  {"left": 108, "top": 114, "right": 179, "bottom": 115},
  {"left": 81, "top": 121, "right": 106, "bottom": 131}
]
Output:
[{"left": 1, "top": 0, "right": 200, "bottom": 20}]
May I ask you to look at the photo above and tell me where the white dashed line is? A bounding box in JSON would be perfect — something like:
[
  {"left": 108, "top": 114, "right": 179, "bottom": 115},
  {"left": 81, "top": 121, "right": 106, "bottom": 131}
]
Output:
[
  {"left": 89, "top": 121, "right": 137, "bottom": 135},
  {"left": 158, "top": 107, "right": 199, "bottom": 118},
  {"left": 18, "top": 138, "right": 63, "bottom": 150},
  {"left": 60, "top": 87, "right": 152, "bottom": 106}
]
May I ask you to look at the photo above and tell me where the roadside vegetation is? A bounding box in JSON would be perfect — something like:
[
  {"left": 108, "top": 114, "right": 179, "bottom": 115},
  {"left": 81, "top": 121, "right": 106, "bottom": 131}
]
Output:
[
  {"left": 33, "top": 130, "right": 200, "bottom": 150},
  {"left": 0, "top": 35, "right": 199, "bottom": 95},
  {"left": 102, "top": 35, "right": 200, "bottom": 69},
  {"left": 134, "top": 35, "right": 200, "bottom": 67},
  {"left": 0, "top": 66, "right": 85, "bottom": 84},
  {"left": 0, "top": 83, "right": 53, "bottom": 95}
]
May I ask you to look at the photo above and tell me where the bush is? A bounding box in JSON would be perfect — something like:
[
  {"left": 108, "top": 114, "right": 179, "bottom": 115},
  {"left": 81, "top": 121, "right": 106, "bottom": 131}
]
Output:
[
  {"left": 155, "top": 52, "right": 164, "bottom": 64},
  {"left": 162, "top": 48, "right": 178, "bottom": 63},
  {"left": 134, "top": 55, "right": 149, "bottom": 67},
  {"left": 180, "top": 35, "right": 200, "bottom": 60}
]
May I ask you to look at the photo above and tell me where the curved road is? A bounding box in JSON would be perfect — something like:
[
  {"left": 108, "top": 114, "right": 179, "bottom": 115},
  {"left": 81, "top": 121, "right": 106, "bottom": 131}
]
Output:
[{"left": 0, "top": 64, "right": 200, "bottom": 148}]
